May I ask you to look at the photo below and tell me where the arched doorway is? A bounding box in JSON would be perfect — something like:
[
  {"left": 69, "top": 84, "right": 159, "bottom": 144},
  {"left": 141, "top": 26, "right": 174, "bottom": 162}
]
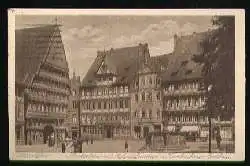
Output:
[{"left": 43, "top": 125, "right": 54, "bottom": 144}]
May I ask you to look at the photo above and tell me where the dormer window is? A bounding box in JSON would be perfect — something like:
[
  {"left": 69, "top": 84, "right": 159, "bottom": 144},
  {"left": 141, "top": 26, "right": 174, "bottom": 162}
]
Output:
[
  {"left": 181, "top": 60, "right": 188, "bottom": 66},
  {"left": 185, "top": 70, "right": 193, "bottom": 75}
]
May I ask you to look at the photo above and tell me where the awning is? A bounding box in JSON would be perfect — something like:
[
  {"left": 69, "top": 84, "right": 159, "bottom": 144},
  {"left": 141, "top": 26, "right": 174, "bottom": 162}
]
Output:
[{"left": 180, "top": 126, "right": 199, "bottom": 132}]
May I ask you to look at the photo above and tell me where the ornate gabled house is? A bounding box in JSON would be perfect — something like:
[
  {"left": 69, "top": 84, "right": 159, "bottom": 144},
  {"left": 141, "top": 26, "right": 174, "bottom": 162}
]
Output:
[
  {"left": 80, "top": 43, "right": 168, "bottom": 139},
  {"left": 66, "top": 72, "right": 81, "bottom": 139},
  {"left": 80, "top": 31, "right": 234, "bottom": 141},
  {"left": 15, "top": 25, "right": 70, "bottom": 145},
  {"left": 162, "top": 32, "right": 234, "bottom": 140}
]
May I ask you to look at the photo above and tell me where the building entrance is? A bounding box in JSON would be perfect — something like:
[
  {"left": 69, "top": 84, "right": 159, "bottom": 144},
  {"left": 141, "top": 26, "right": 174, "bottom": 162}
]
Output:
[
  {"left": 43, "top": 125, "right": 54, "bottom": 144},
  {"left": 143, "top": 126, "right": 149, "bottom": 138},
  {"left": 106, "top": 126, "right": 113, "bottom": 138}
]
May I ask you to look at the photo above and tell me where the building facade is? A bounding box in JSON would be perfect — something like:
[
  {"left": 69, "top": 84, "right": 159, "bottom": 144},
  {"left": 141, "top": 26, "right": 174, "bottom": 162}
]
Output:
[
  {"left": 79, "top": 32, "right": 234, "bottom": 140},
  {"left": 65, "top": 73, "right": 81, "bottom": 139},
  {"left": 15, "top": 25, "right": 70, "bottom": 145},
  {"left": 15, "top": 82, "right": 25, "bottom": 145}
]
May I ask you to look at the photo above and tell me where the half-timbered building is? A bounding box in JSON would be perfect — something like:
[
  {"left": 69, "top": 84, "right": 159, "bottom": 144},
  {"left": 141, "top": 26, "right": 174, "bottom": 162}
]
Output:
[{"left": 15, "top": 25, "right": 70, "bottom": 145}]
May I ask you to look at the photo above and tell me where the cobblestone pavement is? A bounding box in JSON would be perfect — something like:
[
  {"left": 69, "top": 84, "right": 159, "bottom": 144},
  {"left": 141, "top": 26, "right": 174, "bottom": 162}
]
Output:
[{"left": 16, "top": 140, "right": 234, "bottom": 153}]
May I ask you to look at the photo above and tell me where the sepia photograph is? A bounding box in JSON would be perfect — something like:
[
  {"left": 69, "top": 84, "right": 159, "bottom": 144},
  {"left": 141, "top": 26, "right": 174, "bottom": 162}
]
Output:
[{"left": 8, "top": 9, "right": 245, "bottom": 161}]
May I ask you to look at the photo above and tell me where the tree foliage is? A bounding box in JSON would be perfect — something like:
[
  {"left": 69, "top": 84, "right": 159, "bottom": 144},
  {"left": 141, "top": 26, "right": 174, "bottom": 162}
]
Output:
[{"left": 193, "top": 16, "right": 235, "bottom": 118}]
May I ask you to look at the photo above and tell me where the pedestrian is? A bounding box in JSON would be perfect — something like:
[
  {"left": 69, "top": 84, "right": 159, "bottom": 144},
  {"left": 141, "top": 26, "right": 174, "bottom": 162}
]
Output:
[
  {"left": 216, "top": 131, "right": 222, "bottom": 149},
  {"left": 61, "top": 140, "right": 66, "bottom": 153},
  {"left": 91, "top": 136, "right": 93, "bottom": 144},
  {"left": 125, "top": 140, "right": 128, "bottom": 152},
  {"left": 86, "top": 137, "right": 88, "bottom": 145}
]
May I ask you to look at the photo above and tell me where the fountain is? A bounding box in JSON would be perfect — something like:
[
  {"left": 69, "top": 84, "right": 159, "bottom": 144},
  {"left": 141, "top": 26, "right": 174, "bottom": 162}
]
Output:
[{"left": 140, "top": 124, "right": 189, "bottom": 152}]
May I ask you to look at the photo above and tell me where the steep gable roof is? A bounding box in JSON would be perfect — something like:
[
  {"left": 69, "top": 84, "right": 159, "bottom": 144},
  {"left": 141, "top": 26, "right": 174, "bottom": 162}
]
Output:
[
  {"left": 15, "top": 25, "right": 65, "bottom": 85},
  {"left": 162, "top": 31, "right": 213, "bottom": 82},
  {"left": 82, "top": 45, "right": 145, "bottom": 87}
]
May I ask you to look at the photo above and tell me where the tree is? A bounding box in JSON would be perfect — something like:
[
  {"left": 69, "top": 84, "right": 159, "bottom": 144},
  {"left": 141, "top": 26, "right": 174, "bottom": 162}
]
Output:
[
  {"left": 193, "top": 16, "right": 235, "bottom": 118},
  {"left": 192, "top": 16, "right": 235, "bottom": 152}
]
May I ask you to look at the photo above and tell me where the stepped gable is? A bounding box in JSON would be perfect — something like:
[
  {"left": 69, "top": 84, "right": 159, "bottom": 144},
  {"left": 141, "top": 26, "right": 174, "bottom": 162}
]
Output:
[
  {"left": 15, "top": 25, "right": 67, "bottom": 86},
  {"left": 162, "top": 31, "right": 212, "bottom": 83},
  {"left": 82, "top": 44, "right": 147, "bottom": 87}
]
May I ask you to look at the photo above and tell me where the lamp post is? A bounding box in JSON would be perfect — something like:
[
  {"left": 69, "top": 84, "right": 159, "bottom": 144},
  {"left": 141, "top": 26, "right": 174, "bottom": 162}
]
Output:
[
  {"left": 207, "top": 84, "right": 213, "bottom": 153},
  {"left": 77, "top": 97, "right": 82, "bottom": 153},
  {"left": 23, "top": 89, "right": 29, "bottom": 145}
]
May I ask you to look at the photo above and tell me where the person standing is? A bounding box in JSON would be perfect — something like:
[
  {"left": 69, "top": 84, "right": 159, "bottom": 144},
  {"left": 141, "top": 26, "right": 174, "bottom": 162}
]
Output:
[
  {"left": 216, "top": 130, "right": 222, "bottom": 149},
  {"left": 125, "top": 140, "right": 128, "bottom": 152},
  {"left": 61, "top": 140, "right": 66, "bottom": 153},
  {"left": 91, "top": 136, "right": 93, "bottom": 144}
]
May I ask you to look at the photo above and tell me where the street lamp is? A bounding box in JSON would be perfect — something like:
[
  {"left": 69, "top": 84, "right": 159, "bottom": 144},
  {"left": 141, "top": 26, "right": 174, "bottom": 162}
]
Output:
[
  {"left": 23, "top": 89, "right": 29, "bottom": 145},
  {"left": 207, "top": 84, "right": 213, "bottom": 153},
  {"left": 77, "top": 97, "right": 82, "bottom": 153}
]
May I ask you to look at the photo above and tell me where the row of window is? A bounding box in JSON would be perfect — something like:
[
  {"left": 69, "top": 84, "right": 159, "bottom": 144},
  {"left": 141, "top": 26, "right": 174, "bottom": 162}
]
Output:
[
  {"left": 164, "top": 97, "right": 205, "bottom": 108},
  {"left": 83, "top": 127, "right": 130, "bottom": 135},
  {"left": 39, "top": 69, "right": 68, "bottom": 82},
  {"left": 72, "top": 114, "right": 130, "bottom": 123},
  {"left": 163, "top": 115, "right": 199, "bottom": 122},
  {"left": 27, "top": 103, "right": 67, "bottom": 113},
  {"left": 27, "top": 120, "right": 64, "bottom": 127},
  {"left": 97, "top": 76, "right": 113, "bottom": 82},
  {"left": 135, "top": 91, "right": 160, "bottom": 102},
  {"left": 41, "top": 64, "right": 68, "bottom": 78},
  {"left": 73, "top": 99, "right": 130, "bottom": 110},
  {"left": 134, "top": 109, "right": 161, "bottom": 119},
  {"left": 139, "top": 76, "right": 161, "bottom": 87},
  {"left": 82, "top": 86, "right": 129, "bottom": 96},
  {"left": 165, "top": 82, "right": 203, "bottom": 91},
  {"left": 29, "top": 90, "right": 68, "bottom": 101},
  {"left": 33, "top": 78, "right": 68, "bottom": 90}
]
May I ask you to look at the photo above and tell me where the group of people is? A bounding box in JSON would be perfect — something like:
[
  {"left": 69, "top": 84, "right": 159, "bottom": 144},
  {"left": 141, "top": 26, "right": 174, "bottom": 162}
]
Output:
[{"left": 60, "top": 136, "right": 95, "bottom": 153}]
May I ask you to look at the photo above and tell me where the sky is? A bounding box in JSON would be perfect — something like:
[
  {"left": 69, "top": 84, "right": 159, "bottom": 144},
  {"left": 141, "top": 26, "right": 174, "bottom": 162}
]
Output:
[{"left": 16, "top": 15, "right": 214, "bottom": 79}]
